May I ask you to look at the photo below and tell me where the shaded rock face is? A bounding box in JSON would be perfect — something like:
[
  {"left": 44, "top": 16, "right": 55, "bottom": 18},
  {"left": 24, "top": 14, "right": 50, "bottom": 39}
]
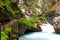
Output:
[
  {"left": 0, "top": 7, "right": 12, "bottom": 24},
  {"left": 52, "top": 4, "right": 60, "bottom": 34},
  {"left": 46, "top": 11, "right": 56, "bottom": 24},
  {"left": 52, "top": 16, "right": 60, "bottom": 33},
  {"left": 18, "top": 23, "right": 42, "bottom": 35},
  {"left": 47, "top": 4, "right": 60, "bottom": 34},
  {"left": 25, "top": 27, "right": 42, "bottom": 33},
  {"left": 18, "top": 23, "right": 27, "bottom": 36}
]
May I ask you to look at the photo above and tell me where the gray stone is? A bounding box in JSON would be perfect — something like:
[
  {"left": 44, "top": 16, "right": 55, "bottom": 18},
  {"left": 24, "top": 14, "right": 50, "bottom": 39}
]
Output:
[
  {"left": 47, "top": 4, "right": 60, "bottom": 34},
  {"left": 52, "top": 16, "right": 60, "bottom": 33}
]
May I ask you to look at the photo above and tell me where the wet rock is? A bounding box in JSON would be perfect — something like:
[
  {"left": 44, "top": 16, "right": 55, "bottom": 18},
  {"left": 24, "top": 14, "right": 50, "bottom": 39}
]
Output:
[
  {"left": 52, "top": 4, "right": 60, "bottom": 33},
  {"left": 18, "top": 23, "right": 42, "bottom": 35},
  {"left": 52, "top": 16, "right": 60, "bottom": 34},
  {"left": 25, "top": 27, "right": 42, "bottom": 33},
  {"left": 18, "top": 23, "right": 27, "bottom": 36},
  {"left": 46, "top": 4, "right": 60, "bottom": 34}
]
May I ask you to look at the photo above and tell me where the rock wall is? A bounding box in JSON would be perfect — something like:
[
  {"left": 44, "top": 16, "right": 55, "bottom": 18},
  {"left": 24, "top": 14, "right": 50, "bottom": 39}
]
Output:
[
  {"left": 47, "top": 3, "right": 60, "bottom": 34},
  {"left": 52, "top": 16, "right": 60, "bottom": 33}
]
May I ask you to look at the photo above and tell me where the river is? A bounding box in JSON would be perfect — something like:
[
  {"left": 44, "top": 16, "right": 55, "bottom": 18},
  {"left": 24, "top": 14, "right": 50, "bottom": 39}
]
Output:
[{"left": 18, "top": 23, "right": 60, "bottom": 40}]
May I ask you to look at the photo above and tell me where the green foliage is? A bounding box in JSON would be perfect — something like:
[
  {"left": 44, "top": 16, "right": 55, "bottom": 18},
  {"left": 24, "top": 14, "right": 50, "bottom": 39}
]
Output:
[
  {"left": 41, "top": 7, "right": 46, "bottom": 13},
  {"left": 4, "top": 27, "right": 11, "bottom": 34},
  {"left": 1, "top": 32, "right": 8, "bottom": 40},
  {"left": 32, "top": 8, "right": 37, "bottom": 14},
  {"left": 1, "top": 27, "right": 11, "bottom": 40},
  {"left": 38, "top": 14, "right": 46, "bottom": 20},
  {"left": 0, "top": 0, "right": 5, "bottom": 9},
  {"left": 18, "top": 17, "right": 37, "bottom": 28},
  {"left": 5, "top": 0, "right": 15, "bottom": 15},
  {"left": 5, "top": 0, "right": 22, "bottom": 16},
  {"left": 10, "top": 0, "right": 16, "bottom": 3},
  {"left": 24, "top": 0, "right": 35, "bottom": 5},
  {"left": 40, "top": 0, "right": 47, "bottom": 13}
]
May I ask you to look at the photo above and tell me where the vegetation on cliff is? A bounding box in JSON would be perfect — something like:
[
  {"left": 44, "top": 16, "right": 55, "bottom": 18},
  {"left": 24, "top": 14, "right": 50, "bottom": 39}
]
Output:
[
  {"left": 0, "top": 0, "right": 60, "bottom": 40},
  {"left": 1, "top": 27, "right": 11, "bottom": 40}
]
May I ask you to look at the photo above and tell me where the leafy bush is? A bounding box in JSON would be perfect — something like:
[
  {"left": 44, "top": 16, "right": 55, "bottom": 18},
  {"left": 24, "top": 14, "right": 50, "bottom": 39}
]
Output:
[{"left": 1, "top": 27, "right": 11, "bottom": 40}]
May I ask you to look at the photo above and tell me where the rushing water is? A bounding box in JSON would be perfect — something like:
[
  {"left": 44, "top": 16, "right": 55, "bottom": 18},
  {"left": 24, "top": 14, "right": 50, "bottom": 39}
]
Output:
[{"left": 19, "top": 23, "right": 60, "bottom": 40}]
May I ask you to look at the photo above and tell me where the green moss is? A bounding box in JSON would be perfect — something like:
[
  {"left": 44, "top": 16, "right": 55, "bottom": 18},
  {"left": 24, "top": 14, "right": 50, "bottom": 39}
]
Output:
[{"left": 1, "top": 27, "right": 11, "bottom": 40}]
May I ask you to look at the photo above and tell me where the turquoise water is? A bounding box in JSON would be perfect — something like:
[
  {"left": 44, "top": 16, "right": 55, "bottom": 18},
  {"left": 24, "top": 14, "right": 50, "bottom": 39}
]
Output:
[
  {"left": 19, "top": 23, "right": 60, "bottom": 40},
  {"left": 19, "top": 32, "right": 60, "bottom": 40}
]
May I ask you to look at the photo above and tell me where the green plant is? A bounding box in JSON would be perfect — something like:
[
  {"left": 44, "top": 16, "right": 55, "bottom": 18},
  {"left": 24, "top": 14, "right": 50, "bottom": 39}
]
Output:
[
  {"left": 32, "top": 8, "right": 37, "bottom": 14},
  {"left": 37, "top": 14, "right": 46, "bottom": 20},
  {"left": 0, "top": 0, "right": 5, "bottom": 9},
  {"left": 4, "top": 27, "right": 11, "bottom": 34},
  {"left": 10, "top": 0, "right": 16, "bottom": 3},
  {"left": 5, "top": 0, "right": 15, "bottom": 15},
  {"left": 18, "top": 17, "right": 37, "bottom": 28},
  {"left": 1, "top": 27, "right": 11, "bottom": 40},
  {"left": 1, "top": 32, "right": 8, "bottom": 40},
  {"left": 5, "top": 0, "right": 21, "bottom": 16}
]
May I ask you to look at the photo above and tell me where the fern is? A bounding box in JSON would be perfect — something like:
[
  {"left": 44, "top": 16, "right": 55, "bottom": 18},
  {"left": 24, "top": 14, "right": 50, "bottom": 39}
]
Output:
[
  {"left": 5, "top": 0, "right": 14, "bottom": 15},
  {"left": 18, "top": 17, "right": 37, "bottom": 28},
  {"left": 1, "top": 27, "right": 11, "bottom": 40}
]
